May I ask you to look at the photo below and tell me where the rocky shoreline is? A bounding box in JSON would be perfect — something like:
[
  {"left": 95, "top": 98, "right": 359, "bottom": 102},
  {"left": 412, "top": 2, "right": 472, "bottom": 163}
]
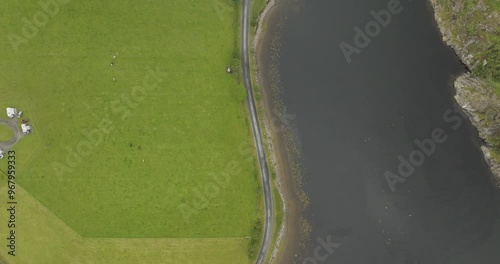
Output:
[
  {"left": 429, "top": 0, "right": 500, "bottom": 187},
  {"left": 252, "top": 0, "right": 309, "bottom": 263},
  {"left": 251, "top": 0, "right": 287, "bottom": 263}
]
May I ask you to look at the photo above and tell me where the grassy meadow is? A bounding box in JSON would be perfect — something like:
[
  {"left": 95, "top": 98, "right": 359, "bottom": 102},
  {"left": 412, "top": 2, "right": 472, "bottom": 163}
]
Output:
[
  {"left": 0, "top": 0, "right": 262, "bottom": 263},
  {"left": 0, "top": 125, "right": 13, "bottom": 142}
]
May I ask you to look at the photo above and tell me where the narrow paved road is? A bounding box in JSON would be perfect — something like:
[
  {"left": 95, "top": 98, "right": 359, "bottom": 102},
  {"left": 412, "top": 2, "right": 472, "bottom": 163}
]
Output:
[{"left": 241, "top": 1, "right": 274, "bottom": 264}]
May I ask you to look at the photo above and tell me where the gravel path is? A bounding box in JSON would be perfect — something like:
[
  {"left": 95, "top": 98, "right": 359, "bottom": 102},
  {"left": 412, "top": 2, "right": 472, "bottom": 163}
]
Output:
[{"left": 0, "top": 117, "right": 24, "bottom": 151}]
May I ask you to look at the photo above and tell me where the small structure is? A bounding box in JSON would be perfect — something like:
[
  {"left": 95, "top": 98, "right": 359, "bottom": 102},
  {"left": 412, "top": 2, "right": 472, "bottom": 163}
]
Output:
[
  {"left": 0, "top": 149, "right": 4, "bottom": 159},
  {"left": 21, "top": 124, "right": 32, "bottom": 135},
  {"left": 226, "top": 67, "right": 232, "bottom": 74},
  {"left": 6, "top": 108, "right": 17, "bottom": 118},
  {"left": 17, "top": 111, "right": 23, "bottom": 118},
  {"left": 22, "top": 119, "right": 29, "bottom": 124}
]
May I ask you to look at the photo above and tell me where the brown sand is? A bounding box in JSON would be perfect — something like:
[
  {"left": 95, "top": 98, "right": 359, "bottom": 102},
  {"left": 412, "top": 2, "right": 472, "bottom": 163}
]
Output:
[{"left": 252, "top": 1, "right": 310, "bottom": 263}]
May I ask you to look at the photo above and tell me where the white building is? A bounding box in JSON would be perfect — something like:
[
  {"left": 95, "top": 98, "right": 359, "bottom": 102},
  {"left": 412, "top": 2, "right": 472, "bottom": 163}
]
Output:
[
  {"left": 0, "top": 149, "right": 4, "bottom": 159},
  {"left": 21, "top": 124, "right": 32, "bottom": 135},
  {"left": 6, "top": 108, "right": 17, "bottom": 118}
]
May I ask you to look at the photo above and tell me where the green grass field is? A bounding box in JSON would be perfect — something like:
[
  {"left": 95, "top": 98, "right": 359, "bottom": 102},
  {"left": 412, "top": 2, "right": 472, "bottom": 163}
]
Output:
[
  {"left": 0, "top": 0, "right": 262, "bottom": 263},
  {"left": 0, "top": 124, "right": 13, "bottom": 142},
  {"left": 0, "top": 185, "right": 253, "bottom": 264}
]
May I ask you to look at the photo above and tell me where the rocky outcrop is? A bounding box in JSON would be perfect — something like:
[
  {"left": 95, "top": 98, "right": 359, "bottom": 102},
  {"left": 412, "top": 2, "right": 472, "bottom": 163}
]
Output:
[
  {"left": 430, "top": 0, "right": 500, "bottom": 185},
  {"left": 431, "top": 0, "right": 499, "bottom": 68},
  {"left": 454, "top": 74, "right": 500, "bottom": 186}
]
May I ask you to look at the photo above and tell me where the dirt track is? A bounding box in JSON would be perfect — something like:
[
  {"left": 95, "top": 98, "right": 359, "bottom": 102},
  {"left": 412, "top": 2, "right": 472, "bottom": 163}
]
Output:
[{"left": 0, "top": 117, "right": 24, "bottom": 151}]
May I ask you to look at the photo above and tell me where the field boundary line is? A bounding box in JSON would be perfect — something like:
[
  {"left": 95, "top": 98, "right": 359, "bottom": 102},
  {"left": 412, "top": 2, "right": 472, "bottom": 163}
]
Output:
[{"left": 82, "top": 236, "right": 252, "bottom": 241}]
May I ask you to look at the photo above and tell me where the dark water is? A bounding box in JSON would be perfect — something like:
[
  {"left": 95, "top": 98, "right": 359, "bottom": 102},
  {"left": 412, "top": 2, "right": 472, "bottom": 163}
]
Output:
[{"left": 261, "top": 0, "right": 500, "bottom": 263}]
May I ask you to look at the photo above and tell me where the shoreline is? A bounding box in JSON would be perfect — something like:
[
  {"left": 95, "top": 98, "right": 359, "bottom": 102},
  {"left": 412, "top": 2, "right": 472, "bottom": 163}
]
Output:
[
  {"left": 249, "top": 1, "right": 500, "bottom": 262},
  {"left": 252, "top": 0, "right": 306, "bottom": 263},
  {"left": 250, "top": 1, "right": 500, "bottom": 263},
  {"left": 429, "top": 0, "right": 500, "bottom": 189},
  {"left": 252, "top": 1, "right": 288, "bottom": 263}
]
